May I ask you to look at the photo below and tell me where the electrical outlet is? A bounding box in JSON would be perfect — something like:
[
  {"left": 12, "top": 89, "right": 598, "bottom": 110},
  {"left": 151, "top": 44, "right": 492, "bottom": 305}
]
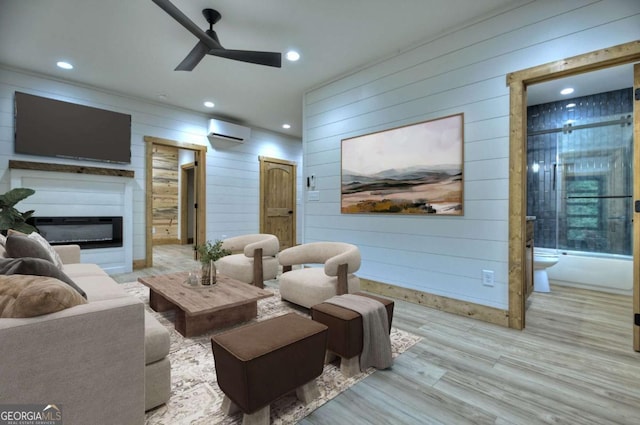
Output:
[{"left": 482, "top": 269, "right": 494, "bottom": 287}]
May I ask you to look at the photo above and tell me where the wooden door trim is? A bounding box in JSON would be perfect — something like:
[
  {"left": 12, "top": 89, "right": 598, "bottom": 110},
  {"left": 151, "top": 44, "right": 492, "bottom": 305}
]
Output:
[
  {"left": 144, "top": 136, "right": 207, "bottom": 268},
  {"left": 259, "top": 156, "right": 297, "bottom": 247},
  {"left": 634, "top": 63, "right": 640, "bottom": 351},
  {"left": 180, "top": 162, "right": 195, "bottom": 245},
  {"left": 506, "top": 40, "right": 640, "bottom": 332}
]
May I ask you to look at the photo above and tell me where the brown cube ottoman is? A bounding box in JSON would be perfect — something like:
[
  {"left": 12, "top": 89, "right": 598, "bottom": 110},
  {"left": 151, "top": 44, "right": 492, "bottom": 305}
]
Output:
[
  {"left": 310, "top": 292, "right": 394, "bottom": 377},
  {"left": 211, "top": 312, "right": 328, "bottom": 425}
]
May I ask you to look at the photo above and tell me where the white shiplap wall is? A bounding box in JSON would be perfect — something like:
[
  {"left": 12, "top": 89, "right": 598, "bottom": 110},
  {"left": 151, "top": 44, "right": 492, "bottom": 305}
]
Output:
[
  {"left": 0, "top": 67, "right": 302, "bottom": 271},
  {"left": 206, "top": 128, "right": 303, "bottom": 241},
  {"left": 302, "top": 0, "right": 640, "bottom": 309}
]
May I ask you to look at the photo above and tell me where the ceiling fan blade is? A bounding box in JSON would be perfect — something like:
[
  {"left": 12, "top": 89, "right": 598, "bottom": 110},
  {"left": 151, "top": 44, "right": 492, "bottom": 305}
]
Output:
[
  {"left": 209, "top": 49, "right": 282, "bottom": 68},
  {"left": 175, "top": 41, "right": 208, "bottom": 71},
  {"left": 151, "top": 0, "right": 219, "bottom": 50}
]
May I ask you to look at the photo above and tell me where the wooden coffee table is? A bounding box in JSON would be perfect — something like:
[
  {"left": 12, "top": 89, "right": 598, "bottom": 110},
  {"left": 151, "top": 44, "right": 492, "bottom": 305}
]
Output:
[{"left": 138, "top": 271, "right": 273, "bottom": 337}]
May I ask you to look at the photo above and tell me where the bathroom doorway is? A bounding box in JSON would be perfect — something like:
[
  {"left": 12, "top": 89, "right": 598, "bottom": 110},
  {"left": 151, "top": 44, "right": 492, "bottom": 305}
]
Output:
[{"left": 506, "top": 41, "right": 640, "bottom": 351}]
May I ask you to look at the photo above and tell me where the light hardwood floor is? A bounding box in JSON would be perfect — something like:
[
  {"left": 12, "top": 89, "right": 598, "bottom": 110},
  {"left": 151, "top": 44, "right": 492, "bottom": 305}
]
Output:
[{"left": 113, "top": 246, "right": 640, "bottom": 424}]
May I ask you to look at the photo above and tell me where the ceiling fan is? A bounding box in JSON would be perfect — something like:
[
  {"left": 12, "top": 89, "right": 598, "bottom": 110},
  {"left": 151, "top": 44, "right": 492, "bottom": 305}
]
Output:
[{"left": 151, "top": 0, "right": 282, "bottom": 71}]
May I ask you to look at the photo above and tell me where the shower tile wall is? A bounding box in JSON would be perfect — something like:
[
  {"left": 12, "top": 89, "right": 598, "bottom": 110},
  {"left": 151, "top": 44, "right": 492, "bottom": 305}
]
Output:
[{"left": 526, "top": 88, "right": 633, "bottom": 250}]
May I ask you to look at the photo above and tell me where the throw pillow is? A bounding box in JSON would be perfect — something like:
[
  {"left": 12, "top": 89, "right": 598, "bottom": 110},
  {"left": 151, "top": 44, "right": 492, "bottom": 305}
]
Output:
[
  {"left": 27, "top": 232, "right": 64, "bottom": 270},
  {"left": 0, "top": 274, "right": 87, "bottom": 318},
  {"left": 6, "top": 229, "right": 27, "bottom": 237},
  {"left": 0, "top": 257, "right": 87, "bottom": 299},
  {"left": 0, "top": 233, "right": 6, "bottom": 246},
  {"left": 5, "top": 234, "right": 54, "bottom": 264}
]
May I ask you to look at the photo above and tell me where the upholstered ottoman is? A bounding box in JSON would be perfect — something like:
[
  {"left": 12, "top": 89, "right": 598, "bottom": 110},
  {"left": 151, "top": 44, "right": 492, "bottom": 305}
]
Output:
[
  {"left": 211, "top": 312, "right": 328, "bottom": 425},
  {"left": 310, "top": 292, "right": 394, "bottom": 377}
]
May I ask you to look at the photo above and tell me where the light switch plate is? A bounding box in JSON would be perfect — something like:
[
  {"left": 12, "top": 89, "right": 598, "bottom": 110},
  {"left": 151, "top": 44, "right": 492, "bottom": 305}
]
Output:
[{"left": 482, "top": 269, "right": 494, "bottom": 286}]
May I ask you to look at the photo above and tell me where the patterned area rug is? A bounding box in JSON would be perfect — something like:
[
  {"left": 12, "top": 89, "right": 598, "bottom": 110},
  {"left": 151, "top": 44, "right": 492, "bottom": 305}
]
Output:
[{"left": 122, "top": 281, "right": 421, "bottom": 425}]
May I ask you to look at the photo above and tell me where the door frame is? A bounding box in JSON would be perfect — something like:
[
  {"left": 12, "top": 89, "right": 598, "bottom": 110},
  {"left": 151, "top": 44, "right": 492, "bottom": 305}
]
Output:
[
  {"left": 259, "top": 156, "right": 297, "bottom": 247},
  {"left": 180, "top": 162, "right": 195, "bottom": 245},
  {"left": 506, "top": 40, "right": 640, "bottom": 347},
  {"left": 144, "top": 136, "right": 207, "bottom": 267}
]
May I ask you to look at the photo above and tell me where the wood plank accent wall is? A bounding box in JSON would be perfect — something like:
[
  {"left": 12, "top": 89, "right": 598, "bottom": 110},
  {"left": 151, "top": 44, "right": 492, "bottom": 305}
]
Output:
[{"left": 151, "top": 144, "right": 179, "bottom": 244}]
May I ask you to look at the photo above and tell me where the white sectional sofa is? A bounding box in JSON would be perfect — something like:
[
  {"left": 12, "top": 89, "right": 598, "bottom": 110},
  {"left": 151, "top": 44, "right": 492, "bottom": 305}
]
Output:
[{"left": 0, "top": 244, "right": 170, "bottom": 425}]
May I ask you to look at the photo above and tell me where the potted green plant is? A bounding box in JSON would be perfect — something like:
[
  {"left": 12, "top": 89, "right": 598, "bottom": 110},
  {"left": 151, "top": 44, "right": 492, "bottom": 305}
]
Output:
[
  {"left": 0, "top": 188, "right": 37, "bottom": 235},
  {"left": 195, "top": 239, "right": 231, "bottom": 285}
]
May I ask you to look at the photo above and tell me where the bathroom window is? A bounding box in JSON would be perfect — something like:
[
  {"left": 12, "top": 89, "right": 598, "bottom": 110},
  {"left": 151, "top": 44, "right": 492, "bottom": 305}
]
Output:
[{"left": 561, "top": 177, "right": 604, "bottom": 252}]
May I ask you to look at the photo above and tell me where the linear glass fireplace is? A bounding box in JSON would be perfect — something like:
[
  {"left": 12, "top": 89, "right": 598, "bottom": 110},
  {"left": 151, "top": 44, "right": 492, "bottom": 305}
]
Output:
[{"left": 29, "top": 216, "right": 123, "bottom": 249}]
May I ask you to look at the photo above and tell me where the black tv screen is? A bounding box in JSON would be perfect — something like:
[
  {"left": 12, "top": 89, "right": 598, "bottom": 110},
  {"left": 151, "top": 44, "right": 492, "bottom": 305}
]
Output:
[{"left": 14, "top": 92, "right": 131, "bottom": 164}]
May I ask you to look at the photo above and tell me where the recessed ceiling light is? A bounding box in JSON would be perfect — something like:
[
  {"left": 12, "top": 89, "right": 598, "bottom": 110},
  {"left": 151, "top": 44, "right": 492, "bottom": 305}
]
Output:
[
  {"left": 560, "top": 87, "right": 574, "bottom": 95},
  {"left": 285, "top": 51, "right": 300, "bottom": 62},
  {"left": 566, "top": 103, "right": 576, "bottom": 108},
  {"left": 282, "top": 124, "right": 291, "bottom": 129},
  {"left": 56, "top": 61, "right": 73, "bottom": 70},
  {"left": 203, "top": 101, "right": 215, "bottom": 108}
]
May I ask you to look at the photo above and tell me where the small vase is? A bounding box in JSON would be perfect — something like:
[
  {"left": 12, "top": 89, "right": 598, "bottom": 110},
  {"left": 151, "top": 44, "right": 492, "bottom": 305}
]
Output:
[
  {"left": 210, "top": 261, "right": 217, "bottom": 284},
  {"left": 200, "top": 260, "right": 217, "bottom": 285}
]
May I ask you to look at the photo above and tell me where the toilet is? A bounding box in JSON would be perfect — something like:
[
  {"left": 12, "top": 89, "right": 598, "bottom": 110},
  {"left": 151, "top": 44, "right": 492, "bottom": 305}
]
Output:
[{"left": 533, "top": 249, "right": 559, "bottom": 293}]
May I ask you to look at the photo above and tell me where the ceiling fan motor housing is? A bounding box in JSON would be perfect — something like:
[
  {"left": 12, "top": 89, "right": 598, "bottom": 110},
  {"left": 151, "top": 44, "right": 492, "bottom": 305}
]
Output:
[{"left": 202, "top": 9, "right": 221, "bottom": 27}]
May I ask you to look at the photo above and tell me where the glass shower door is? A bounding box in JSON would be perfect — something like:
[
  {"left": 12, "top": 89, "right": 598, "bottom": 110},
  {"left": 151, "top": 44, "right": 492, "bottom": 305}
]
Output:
[{"left": 556, "top": 115, "right": 633, "bottom": 256}]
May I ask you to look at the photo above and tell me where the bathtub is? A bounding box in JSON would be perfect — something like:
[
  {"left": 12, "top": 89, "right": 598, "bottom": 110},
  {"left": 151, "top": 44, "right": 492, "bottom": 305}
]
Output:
[{"left": 539, "top": 247, "right": 633, "bottom": 295}]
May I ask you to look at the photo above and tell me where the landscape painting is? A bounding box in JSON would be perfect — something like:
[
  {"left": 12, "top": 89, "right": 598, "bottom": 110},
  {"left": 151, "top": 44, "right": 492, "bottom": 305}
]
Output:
[{"left": 341, "top": 113, "right": 463, "bottom": 215}]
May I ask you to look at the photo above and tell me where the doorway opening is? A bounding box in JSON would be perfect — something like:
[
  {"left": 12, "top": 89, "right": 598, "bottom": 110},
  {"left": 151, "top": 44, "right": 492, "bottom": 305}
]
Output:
[
  {"left": 527, "top": 72, "right": 634, "bottom": 259},
  {"left": 181, "top": 162, "right": 196, "bottom": 245},
  {"left": 506, "top": 41, "right": 640, "bottom": 351},
  {"left": 144, "top": 136, "right": 207, "bottom": 267}
]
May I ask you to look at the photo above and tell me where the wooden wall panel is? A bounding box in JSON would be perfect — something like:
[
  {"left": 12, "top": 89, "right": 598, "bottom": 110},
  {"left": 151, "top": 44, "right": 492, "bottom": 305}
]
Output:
[{"left": 152, "top": 144, "right": 179, "bottom": 243}]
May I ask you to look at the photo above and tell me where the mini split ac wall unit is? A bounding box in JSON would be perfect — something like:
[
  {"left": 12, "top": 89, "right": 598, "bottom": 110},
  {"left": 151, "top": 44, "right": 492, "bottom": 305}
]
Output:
[{"left": 207, "top": 119, "right": 251, "bottom": 144}]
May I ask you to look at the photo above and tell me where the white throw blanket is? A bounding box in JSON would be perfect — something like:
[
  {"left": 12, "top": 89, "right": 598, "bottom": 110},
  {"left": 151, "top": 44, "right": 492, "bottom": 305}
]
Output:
[{"left": 324, "top": 294, "right": 393, "bottom": 372}]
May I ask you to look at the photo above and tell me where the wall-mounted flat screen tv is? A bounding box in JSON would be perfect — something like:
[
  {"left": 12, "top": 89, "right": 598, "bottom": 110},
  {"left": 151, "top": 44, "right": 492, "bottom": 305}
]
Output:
[{"left": 14, "top": 92, "right": 131, "bottom": 164}]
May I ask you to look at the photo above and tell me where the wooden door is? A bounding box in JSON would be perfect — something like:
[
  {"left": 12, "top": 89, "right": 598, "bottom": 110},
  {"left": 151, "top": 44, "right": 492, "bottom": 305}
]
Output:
[
  {"left": 633, "top": 63, "right": 639, "bottom": 351},
  {"left": 259, "top": 156, "right": 296, "bottom": 250}
]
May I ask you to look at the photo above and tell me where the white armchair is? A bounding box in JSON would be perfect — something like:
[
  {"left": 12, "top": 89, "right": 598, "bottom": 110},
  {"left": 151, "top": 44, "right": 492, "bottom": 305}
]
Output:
[
  {"left": 278, "top": 242, "right": 361, "bottom": 308},
  {"left": 216, "top": 234, "right": 279, "bottom": 288}
]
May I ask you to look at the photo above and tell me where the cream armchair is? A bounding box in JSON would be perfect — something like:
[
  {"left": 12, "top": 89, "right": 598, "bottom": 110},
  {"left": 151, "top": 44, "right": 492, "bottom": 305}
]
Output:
[
  {"left": 216, "top": 234, "right": 279, "bottom": 288},
  {"left": 278, "top": 242, "right": 361, "bottom": 308}
]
